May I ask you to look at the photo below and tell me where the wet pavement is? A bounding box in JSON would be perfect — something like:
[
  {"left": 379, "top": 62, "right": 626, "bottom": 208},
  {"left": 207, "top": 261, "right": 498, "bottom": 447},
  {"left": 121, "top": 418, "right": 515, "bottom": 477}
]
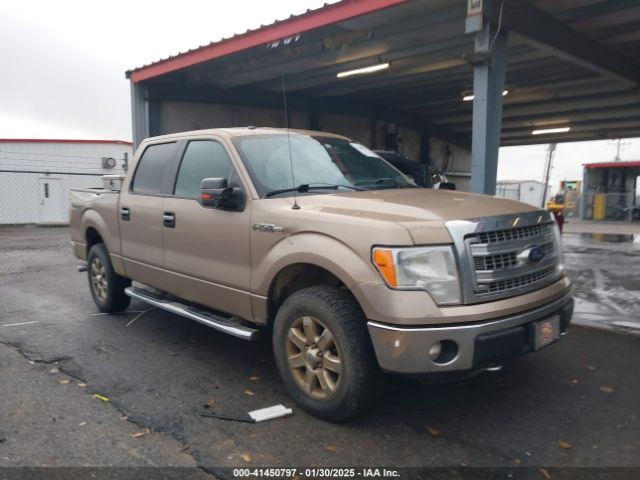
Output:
[
  {"left": 1, "top": 226, "right": 639, "bottom": 472},
  {"left": 563, "top": 232, "right": 640, "bottom": 334}
]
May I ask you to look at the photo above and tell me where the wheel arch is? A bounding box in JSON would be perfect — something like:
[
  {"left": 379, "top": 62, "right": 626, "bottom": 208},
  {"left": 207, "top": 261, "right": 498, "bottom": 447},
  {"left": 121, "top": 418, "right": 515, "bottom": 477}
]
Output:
[
  {"left": 253, "top": 234, "right": 381, "bottom": 324},
  {"left": 266, "top": 263, "right": 345, "bottom": 324},
  {"left": 81, "top": 209, "right": 117, "bottom": 257},
  {"left": 85, "top": 226, "right": 104, "bottom": 252}
]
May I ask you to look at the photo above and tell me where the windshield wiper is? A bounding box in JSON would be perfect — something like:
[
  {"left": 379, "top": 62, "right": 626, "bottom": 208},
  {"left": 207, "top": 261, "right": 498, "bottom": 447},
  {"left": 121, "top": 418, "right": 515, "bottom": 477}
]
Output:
[
  {"left": 265, "top": 183, "right": 364, "bottom": 198},
  {"left": 355, "top": 177, "right": 397, "bottom": 186}
]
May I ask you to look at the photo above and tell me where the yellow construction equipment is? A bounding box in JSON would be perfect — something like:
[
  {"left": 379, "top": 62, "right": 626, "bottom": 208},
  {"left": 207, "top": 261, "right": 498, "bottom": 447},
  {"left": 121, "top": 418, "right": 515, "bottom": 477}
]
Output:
[{"left": 546, "top": 180, "right": 581, "bottom": 213}]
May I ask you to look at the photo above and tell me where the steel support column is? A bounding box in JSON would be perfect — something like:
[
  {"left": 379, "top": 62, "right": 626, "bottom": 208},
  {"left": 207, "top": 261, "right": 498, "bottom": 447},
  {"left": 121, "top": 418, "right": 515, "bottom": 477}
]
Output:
[
  {"left": 131, "top": 82, "right": 149, "bottom": 149},
  {"left": 470, "top": 22, "right": 508, "bottom": 195},
  {"left": 580, "top": 168, "right": 590, "bottom": 220}
]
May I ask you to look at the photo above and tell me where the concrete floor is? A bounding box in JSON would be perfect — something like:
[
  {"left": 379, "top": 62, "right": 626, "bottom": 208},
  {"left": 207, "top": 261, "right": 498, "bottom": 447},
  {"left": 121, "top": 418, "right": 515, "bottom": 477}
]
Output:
[
  {"left": 1, "top": 226, "right": 639, "bottom": 473},
  {"left": 564, "top": 219, "right": 640, "bottom": 236}
]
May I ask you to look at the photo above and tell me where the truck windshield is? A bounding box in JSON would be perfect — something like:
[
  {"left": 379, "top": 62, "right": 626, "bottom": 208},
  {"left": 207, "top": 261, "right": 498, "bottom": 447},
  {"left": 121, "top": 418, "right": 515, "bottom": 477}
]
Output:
[{"left": 233, "top": 134, "right": 416, "bottom": 198}]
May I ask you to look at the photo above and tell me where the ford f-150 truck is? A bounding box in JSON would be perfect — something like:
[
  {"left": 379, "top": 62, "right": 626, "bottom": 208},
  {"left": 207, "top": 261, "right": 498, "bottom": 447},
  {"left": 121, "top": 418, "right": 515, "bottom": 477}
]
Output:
[{"left": 70, "top": 127, "right": 573, "bottom": 421}]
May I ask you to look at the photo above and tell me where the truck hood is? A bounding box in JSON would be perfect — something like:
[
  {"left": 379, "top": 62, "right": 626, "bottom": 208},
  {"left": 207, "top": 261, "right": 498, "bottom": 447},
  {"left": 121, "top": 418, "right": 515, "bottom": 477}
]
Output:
[{"left": 298, "top": 188, "right": 541, "bottom": 244}]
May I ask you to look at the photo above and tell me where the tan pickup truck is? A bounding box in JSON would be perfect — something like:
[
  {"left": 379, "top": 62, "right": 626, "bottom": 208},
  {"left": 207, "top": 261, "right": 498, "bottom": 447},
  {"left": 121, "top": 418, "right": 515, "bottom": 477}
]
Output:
[{"left": 70, "top": 127, "right": 573, "bottom": 421}]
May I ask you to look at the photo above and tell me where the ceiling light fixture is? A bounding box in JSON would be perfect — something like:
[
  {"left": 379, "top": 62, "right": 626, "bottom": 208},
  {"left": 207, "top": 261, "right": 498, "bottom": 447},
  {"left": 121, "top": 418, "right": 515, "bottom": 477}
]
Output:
[
  {"left": 531, "top": 127, "right": 571, "bottom": 135},
  {"left": 337, "top": 62, "right": 390, "bottom": 79},
  {"left": 462, "top": 90, "right": 509, "bottom": 102}
]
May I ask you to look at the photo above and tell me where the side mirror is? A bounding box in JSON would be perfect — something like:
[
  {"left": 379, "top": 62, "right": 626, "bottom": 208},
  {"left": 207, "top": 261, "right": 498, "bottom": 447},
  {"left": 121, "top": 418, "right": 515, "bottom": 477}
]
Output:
[{"left": 200, "top": 178, "right": 241, "bottom": 209}]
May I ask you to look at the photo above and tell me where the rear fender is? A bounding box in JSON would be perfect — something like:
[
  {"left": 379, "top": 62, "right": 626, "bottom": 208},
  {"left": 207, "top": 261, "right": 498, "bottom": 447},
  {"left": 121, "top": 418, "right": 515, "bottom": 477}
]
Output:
[{"left": 81, "top": 209, "right": 126, "bottom": 275}]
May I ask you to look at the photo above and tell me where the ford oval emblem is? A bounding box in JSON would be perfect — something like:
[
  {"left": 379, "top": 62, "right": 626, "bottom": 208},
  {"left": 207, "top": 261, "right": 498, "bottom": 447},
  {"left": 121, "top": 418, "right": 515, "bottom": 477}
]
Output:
[{"left": 528, "top": 246, "right": 545, "bottom": 263}]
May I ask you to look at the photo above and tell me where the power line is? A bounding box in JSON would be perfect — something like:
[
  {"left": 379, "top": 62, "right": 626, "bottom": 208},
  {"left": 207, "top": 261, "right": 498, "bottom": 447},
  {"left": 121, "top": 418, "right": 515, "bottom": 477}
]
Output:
[
  {"left": 0, "top": 163, "right": 116, "bottom": 171},
  {"left": 0, "top": 169, "right": 109, "bottom": 177},
  {"left": 0, "top": 156, "right": 108, "bottom": 167},
  {"left": 0, "top": 156, "right": 125, "bottom": 170},
  {"left": 0, "top": 148, "right": 127, "bottom": 160}
]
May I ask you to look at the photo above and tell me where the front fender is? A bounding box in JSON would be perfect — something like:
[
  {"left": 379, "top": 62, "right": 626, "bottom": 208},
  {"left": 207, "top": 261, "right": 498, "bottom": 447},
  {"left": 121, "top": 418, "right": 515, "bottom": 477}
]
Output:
[
  {"left": 252, "top": 232, "right": 381, "bottom": 299},
  {"left": 251, "top": 233, "right": 381, "bottom": 296}
]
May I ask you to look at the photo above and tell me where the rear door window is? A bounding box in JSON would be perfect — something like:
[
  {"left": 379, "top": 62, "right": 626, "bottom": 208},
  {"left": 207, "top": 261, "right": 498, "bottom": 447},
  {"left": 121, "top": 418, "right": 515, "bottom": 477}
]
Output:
[
  {"left": 173, "top": 140, "right": 234, "bottom": 198},
  {"left": 131, "top": 142, "right": 177, "bottom": 195}
]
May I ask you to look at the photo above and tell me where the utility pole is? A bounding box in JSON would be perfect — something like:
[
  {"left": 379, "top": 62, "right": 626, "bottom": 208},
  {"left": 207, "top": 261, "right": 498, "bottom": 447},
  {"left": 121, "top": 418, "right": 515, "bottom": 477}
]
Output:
[
  {"left": 608, "top": 138, "right": 630, "bottom": 161},
  {"left": 541, "top": 143, "right": 556, "bottom": 208}
]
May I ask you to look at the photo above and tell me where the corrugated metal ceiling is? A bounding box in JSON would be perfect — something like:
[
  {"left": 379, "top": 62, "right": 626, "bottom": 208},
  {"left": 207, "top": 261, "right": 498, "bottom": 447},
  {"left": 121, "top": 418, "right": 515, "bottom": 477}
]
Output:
[{"left": 129, "top": 0, "right": 640, "bottom": 146}]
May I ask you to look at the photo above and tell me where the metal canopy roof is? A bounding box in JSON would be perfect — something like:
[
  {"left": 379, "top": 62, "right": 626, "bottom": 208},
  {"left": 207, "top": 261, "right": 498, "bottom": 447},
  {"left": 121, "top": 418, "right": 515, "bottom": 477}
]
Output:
[
  {"left": 127, "top": 0, "right": 640, "bottom": 147},
  {"left": 584, "top": 160, "right": 640, "bottom": 169}
]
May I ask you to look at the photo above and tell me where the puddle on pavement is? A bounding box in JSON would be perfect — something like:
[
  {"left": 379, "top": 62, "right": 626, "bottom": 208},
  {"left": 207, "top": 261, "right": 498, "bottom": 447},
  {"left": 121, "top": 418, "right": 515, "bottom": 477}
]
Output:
[
  {"left": 577, "top": 233, "right": 640, "bottom": 243},
  {"left": 564, "top": 233, "right": 640, "bottom": 250}
]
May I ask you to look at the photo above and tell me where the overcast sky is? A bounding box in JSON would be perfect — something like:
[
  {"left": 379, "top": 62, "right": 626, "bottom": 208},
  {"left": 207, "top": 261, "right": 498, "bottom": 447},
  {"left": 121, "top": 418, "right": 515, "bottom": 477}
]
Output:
[{"left": 1, "top": 0, "right": 638, "bottom": 190}]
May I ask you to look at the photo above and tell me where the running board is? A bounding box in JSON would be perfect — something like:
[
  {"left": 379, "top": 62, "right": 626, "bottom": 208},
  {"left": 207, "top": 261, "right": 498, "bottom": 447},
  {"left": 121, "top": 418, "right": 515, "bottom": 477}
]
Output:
[{"left": 124, "top": 286, "right": 260, "bottom": 341}]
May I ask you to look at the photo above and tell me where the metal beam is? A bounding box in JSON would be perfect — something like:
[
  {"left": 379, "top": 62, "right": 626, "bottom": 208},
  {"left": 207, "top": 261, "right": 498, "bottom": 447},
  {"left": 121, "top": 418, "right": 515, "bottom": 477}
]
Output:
[
  {"left": 435, "top": 90, "right": 640, "bottom": 126},
  {"left": 500, "top": 127, "right": 640, "bottom": 146},
  {"left": 130, "top": 82, "right": 149, "bottom": 149},
  {"left": 394, "top": 76, "right": 614, "bottom": 111},
  {"left": 470, "top": 22, "right": 508, "bottom": 195},
  {"left": 484, "top": 0, "right": 640, "bottom": 86},
  {"left": 209, "top": 6, "right": 466, "bottom": 89}
]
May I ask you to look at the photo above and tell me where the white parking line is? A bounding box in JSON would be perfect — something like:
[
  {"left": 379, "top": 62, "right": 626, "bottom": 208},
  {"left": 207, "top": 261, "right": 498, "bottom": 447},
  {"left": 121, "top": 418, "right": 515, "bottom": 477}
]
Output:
[
  {"left": 2, "top": 321, "right": 40, "bottom": 327},
  {"left": 126, "top": 308, "right": 157, "bottom": 327},
  {"left": 90, "top": 311, "right": 146, "bottom": 316}
]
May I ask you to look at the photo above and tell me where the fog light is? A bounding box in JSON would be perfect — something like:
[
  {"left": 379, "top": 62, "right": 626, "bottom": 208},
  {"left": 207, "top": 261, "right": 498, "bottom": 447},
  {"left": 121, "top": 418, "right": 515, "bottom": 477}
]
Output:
[
  {"left": 429, "top": 340, "right": 459, "bottom": 365},
  {"left": 428, "top": 342, "right": 442, "bottom": 360}
]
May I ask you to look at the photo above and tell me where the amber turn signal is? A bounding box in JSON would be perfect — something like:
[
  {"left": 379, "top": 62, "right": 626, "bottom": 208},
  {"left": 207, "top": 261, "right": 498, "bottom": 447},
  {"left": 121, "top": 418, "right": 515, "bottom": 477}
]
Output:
[{"left": 372, "top": 248, "right": 397, "bottom": 287}]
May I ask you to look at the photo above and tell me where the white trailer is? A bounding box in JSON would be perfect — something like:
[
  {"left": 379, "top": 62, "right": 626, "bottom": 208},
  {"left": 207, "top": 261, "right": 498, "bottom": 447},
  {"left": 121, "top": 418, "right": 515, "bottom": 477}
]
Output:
[{"left": 496, "top": 180, "right": 550, "bottom": 207}]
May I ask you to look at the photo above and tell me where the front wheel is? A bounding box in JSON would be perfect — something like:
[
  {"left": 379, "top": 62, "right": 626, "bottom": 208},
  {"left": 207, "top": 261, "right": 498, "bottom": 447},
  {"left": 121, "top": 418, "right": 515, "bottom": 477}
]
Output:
[
  {"left": 87, "top": 243, "right": 131, "bottom": 313},
  {"left": 272, "top": 286, "right": 382, "bottom": 422}
]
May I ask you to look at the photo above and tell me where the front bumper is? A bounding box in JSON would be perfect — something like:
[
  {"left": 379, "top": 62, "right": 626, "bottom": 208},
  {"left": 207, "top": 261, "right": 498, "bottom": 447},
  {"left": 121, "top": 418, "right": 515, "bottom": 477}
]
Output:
[{"left": 367, "top": 294, "right": 573, "bottom": 374}]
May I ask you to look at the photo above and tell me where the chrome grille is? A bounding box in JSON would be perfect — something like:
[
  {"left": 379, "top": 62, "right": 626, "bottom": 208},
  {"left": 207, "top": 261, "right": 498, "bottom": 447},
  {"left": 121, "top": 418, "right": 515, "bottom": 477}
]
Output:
[
  {"left": 446, "top": 212, "right": 562, "bottom": 304},
  {"left": 483, "top": 266, "right": 557, "bottom": 294},
  {"left": 473, "top": 223, "right": 554, "bottom": 244},
  {"left": 473, "top": 242, "right": 554, "bottom": 271},
  {"left": 474, "top": 252, "right": 517, "bottom": 271}
]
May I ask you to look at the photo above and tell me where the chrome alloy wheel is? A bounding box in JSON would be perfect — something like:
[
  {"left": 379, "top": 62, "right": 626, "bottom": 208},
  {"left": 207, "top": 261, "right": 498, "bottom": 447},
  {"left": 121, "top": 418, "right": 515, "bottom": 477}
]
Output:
[
  {"left": 90, "top": 257, "right": 108, "bottom": 302},
  {"left": 286, "top": 315, "right": 342, "bottom": 399}
]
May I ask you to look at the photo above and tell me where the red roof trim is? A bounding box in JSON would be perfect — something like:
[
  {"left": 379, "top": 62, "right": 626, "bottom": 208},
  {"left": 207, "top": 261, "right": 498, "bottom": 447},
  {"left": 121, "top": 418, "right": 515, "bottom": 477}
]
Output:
[
  {"left": 129, "top": 0, "right": 410, "bottom": 83},
  {"left": 584, "top": 161, "right": 640, "bottom": 169},
  {"left": 0, "top": 139, "right": 132, "bottom": 145}
]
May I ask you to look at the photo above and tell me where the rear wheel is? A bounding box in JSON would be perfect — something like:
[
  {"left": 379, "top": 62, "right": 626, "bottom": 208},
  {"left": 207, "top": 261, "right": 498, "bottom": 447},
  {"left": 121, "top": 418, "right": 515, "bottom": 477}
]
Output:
[
  {"left": 273, "top": 286, "right": 382, "bottom": 422},
  {"left": 87, "top": 243, "right": 131, "bottom": 313}
]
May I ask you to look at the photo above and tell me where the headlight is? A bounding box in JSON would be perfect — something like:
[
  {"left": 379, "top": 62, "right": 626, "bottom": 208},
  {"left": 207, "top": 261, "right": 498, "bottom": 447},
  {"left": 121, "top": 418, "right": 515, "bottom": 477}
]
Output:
[{"left": 372, "top": 246, "right": 461, "bottom": 305}]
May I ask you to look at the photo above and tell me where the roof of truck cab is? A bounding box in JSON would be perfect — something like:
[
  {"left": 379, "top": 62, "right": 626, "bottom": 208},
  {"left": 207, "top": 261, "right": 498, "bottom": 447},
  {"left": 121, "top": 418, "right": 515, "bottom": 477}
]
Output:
[{"left": 143, "top": 127, "right": 350, "bottom": 143}]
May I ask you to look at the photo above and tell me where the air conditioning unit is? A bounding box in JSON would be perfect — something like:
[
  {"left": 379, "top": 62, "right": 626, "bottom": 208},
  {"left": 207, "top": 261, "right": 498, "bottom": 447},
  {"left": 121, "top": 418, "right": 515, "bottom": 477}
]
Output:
[{"left": 102, "top": 157, "right": 117, "bottom": 169}]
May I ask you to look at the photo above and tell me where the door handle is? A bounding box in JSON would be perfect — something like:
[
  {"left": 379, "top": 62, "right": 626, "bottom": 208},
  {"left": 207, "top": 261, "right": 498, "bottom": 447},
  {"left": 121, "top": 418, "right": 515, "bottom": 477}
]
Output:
[
  {"left": 163, "top": 211, "right": 176, "bottom": 228},
  {"left": 120, "top": 207, "right": 130, "bottom": 221}
]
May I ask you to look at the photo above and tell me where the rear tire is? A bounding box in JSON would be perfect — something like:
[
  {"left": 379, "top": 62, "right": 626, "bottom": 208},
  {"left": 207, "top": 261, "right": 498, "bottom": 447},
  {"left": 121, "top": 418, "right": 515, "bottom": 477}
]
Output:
[
  {"left": 273, "top": 286, "right": 382, "bottom": 422},
  {"left": 87, "top": 243, "right": 131, "bottom": 313}
]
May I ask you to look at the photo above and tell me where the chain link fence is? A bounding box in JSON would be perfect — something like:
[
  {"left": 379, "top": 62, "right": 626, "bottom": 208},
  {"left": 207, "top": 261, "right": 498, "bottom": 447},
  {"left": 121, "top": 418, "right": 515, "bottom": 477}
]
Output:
[
  {"left": 0, "top": 171, "right": 121, "bottom": 276},
  {"left": 0, "top": 171, "right": 123, "bottom": 226},
  {"left": 578, "top": 191, "right": 640, "bottom": 221}
]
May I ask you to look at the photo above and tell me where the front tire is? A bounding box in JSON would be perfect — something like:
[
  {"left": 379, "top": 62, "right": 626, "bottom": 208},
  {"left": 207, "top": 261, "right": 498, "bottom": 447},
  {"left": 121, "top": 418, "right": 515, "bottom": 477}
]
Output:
[
  {"left": 273, "top": 286, "right": 382, "bottom": 422},
  {"left": 87, "top": 243, "right": 131, "bottom": 313}
]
